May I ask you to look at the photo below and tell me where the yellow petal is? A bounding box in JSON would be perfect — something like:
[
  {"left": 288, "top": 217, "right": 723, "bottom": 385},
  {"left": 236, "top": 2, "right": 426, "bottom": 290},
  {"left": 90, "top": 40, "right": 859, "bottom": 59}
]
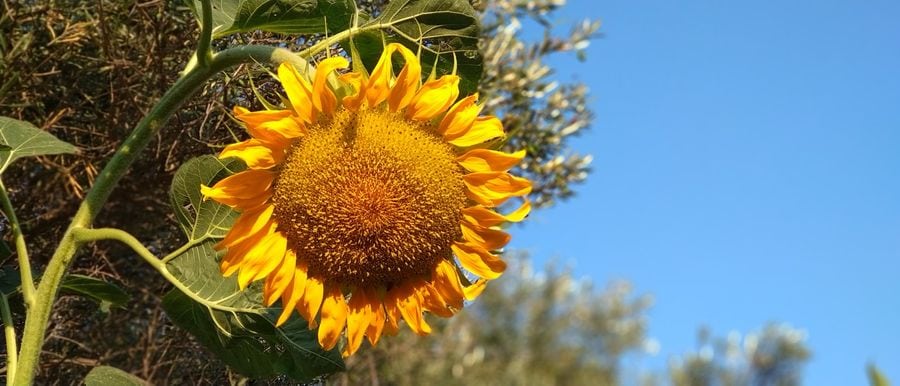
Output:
[
  {"left": 340, "top": 72, "right": 366, "bottom": 110},
  {"left": 457, "top": 149, "right": 526, "bottom": 173},
  {"left": 452, "top": 242, "right": 507, "bottom": 280},
  {"left": 438, "top": 94, "right": 480, "bottom": 138},
  {"left": 461, "top": 199, "right": 531, "bottom": 227},
  {"left": 318, "top": 285, "right": 349, "bottom": 351},
  {"left": 233, "top": 106, "right": 304, "bottom": 143},
  {"left": 312, "top": 56, "right": 348, "bottom": 116},
  {"left": 460, "top": 221, "right": 511, "bottom": 251},
  {"left": 432, "top": 259, "right": 465, "bottom": 310},
  {"left": 366, "top": 43, "right": 411, "bottom": 107},
  {"left": 420, "top": 285, "right": 454, "bottom": 317},
  {"left": 343, "top": 289, "right": 374, "bottom": 357},
  {"left": 276, "top": 262, "right": 308, "bottom": 326},
  {"left": 236, "top": 227, "right": 283, "bottom": 290},
  {"left": 365, "top": 301, "right": 386, "bottom": 346},
  {"left": 200, "top": 170, "right": 274, "bottom": 209},
  {"left": 389, "top": 283, "right": 431, "bottom": 336},
  {"left": 220, "top": 220, "right": 275, "bottom": 277},
  {"left": 277, "top": 63, "right": 315, "bottom": 123},
  {"left": 448, "top": 116, "right": 505, "bottom": 147},
  {"left": 387, "top": 45, "right": 422, "bottom": 111},
  {"left": 264, "top": 248, "right": 297, "bottom": 306},
  {"left": 383, "top": 298, "right": 401, "bottom": 336},
  {"left": 220, "top": 139, "right": 285, "bottom": 169},
  {"left": 298, "top": 274, "right": 324, "bottom": 329},
  {"left": 462, "top": 172, "right": 532, "bottom": 207},
  {"left": 463, "top": 279, "right": 488, "bottom": 301},
  {"left": 217, "top": 205, "right": 275, "bottom": 250},
  {"left": 406, "top": 75, "right": 460, "bottom": 121}
]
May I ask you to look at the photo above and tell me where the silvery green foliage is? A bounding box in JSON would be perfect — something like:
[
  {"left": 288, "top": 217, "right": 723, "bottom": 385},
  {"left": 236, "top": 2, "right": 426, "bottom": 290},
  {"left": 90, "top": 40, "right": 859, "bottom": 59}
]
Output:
[
  {"left": 667, "top": 324, "right": 811, "bottom": 386},
  {"left": 479, "top": 0, "right": 601, "bottom": 208}
]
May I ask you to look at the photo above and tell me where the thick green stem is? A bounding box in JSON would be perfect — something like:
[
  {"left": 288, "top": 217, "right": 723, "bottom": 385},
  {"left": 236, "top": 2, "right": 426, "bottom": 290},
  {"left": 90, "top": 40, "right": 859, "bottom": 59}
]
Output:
[
  {"left": 0, "top": 179, "right": 35, "bottom": 308},
  {"left": 196, "top": 0, "right": 213, "bottom": 67},
  {"left": 1, "top": 294, "right": 16, "bottom": 384},
  {"left": 11, "top": 45, "right": 302, "bottom": 386}
]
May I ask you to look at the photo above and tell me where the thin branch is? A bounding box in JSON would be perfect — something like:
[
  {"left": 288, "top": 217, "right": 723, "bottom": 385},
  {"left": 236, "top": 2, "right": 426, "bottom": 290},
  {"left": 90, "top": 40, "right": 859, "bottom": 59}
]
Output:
[
  {"left": 0, "top": 179, "right": 35, "bottom": 307},
  {"left": 0, "top": 293, "right": 16, "bottom": 384}
]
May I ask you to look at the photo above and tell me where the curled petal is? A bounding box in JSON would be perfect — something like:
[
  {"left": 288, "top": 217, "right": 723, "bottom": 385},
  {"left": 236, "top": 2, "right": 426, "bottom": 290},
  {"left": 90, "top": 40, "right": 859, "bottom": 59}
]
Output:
[
  {"left": 461, "top": 199, "right": 531, "bottom": 227},
  {"left": 277, "top": 63, "right": 315, "bottom": 123},
  {"left": 312, "top": 57, "right": 349, "bottom": 116},
  {"left": 460, "top": 221, "right": 511, "bottom": 250},
  {"left": 457, "top": 149, "right": 526, "bottom": 173},
  {"left": 439, "top": 94, "right": 480, "bottom": 138},
  {"left": 406, "top": 75, "right": 460, "bottom": 121},
  {"left": 452, "top": 242, "right": 507, "bottom": 280},
  {"left": 220, "top": 139, "right": 285, "bottom": 169},
  {"left": 340, "top": 72, "right": 366, "bottom": 110},
  {"left": 462, "top": 172, "right": 532, "bottom": 207},
  {"left": 432, "top": 259, "right": 465, "bottom": 310},
  {"left": 448, "top": 116, "right": 505, "bottom": 147},
  {"left": 387, "top": 45, "right": 422, "bottom": 111},
  {"left": 464, "top": 279, "right": 488, "bottom": 301}
]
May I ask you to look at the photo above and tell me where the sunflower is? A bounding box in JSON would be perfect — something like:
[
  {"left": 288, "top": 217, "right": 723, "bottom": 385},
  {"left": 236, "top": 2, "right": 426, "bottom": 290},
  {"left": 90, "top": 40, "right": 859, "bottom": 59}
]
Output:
[{"left": 201, "top": 44, "right": 531, "bottom": 357}]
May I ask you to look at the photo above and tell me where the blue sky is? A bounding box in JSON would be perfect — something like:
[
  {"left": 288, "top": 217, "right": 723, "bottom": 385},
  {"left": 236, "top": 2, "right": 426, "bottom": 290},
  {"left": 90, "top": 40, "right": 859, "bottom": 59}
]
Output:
[{"left": 508, "top": 0, "right": 900, "bottom": 384}]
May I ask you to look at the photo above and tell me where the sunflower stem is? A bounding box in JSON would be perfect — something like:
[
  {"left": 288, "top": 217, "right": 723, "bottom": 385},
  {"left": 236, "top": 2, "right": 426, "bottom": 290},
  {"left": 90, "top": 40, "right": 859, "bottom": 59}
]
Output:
[
  {"left": 196, "top": 0, "right": 214, "bottom": 68},
  {"left": 1, "top": 293, "right": 17, "bottom": 385},
  {"left": 0, "top": 179, "right": 35, "bottom": 309},
  {"left": 12, "top": 44, "right": 300, "bottom": 386}
]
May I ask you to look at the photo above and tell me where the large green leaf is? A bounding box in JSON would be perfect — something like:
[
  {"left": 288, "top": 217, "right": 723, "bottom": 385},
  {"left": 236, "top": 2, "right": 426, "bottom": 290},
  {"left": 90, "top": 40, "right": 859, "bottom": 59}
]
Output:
[
  {"left": 348, "top": 0, "right": 483, "bottom": 95},
  {"left": 60, "top": 274, "right": 131, "bottom": 312},
  {"left": 84, "top": 366, "right": 149, "bottom": 386},
  {"left": 163, "top": 155, "right": 343, "bottom": 381},
  {"left": 187, "top": 0, "right": 355, "bottom": 38},
  {"left": 0, "top": 116, "right": 76, "bottom": 174}
]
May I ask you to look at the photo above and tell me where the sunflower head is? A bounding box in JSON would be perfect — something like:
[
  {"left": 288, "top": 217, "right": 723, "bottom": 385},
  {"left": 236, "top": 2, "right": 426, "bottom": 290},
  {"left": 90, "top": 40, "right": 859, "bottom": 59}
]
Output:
[{"left": 201, "top": 44, "right": 531, "bottom": 357}]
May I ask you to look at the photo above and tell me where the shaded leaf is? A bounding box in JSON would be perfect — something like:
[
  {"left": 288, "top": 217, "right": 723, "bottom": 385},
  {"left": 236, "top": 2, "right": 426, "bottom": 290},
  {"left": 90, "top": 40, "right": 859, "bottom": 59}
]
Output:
[
  {"left": 0, "top": 266, "right": 20, "bottom": 296},
  {"left": 187, "top": 0, "right": 355, "bottom": 39},
  {"left": 84, "top": 366, "right": 149, "bottom": 386},
  {"left": 163, "top": 155, "right": 343, "bottom": 381},
  {"left": 0, "top": 116, "right": 76, "bottom": 174},
  {"left": 61, "top": 274, "right": 130, "bottom": 311},
  {"left": 0, "top": 239, "right": 11, "bottom": 261}
]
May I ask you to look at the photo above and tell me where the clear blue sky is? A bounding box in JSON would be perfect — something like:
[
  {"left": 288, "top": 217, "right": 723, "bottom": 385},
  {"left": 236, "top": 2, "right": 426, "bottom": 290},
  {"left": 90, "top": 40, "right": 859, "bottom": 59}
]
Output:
[{"left": 508, "top": 1, "right": 900, "bottom": 384}]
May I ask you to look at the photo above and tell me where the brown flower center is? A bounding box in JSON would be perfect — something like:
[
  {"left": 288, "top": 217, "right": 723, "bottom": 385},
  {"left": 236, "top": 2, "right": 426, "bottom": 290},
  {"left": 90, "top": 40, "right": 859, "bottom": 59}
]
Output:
[{"left": 273, "top": 108, "right": 466, "bottom": 286}]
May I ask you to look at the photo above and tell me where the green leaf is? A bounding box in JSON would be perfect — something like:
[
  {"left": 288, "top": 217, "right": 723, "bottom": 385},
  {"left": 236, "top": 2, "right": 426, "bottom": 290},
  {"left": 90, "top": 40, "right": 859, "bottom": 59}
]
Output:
[
  {"left": 0, "top": 116, "right": 76, "bottom": 174},
  {"left": 348, "top": 0, "right": 483, "bottom": 96},
  {"left": 0, "top": 266, "right": 21, "bottom": 296},
  {"left": 60, "top": 274, "right": 130, "bottom": 311},
  {"left": 163, "top": 155, "right": 343, "bottom": 381},
  {"left": 0, "top": 239, "right": 11, "bottom": 261},
  {"left": 187, "top": 0, "right": 355, "bottom": 39},
  {"left": 84, "top": 366, "right": 149, "bottom": 386}
]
